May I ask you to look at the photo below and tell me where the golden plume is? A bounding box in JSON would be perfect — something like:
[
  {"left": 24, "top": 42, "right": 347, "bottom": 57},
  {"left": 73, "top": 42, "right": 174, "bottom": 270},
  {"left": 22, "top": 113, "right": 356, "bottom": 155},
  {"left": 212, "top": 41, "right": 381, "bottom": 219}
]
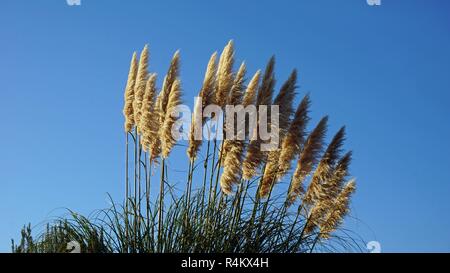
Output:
[
  {"left": 187, "top": 52, "right": 218, "bottom": 160},
  {"left": 161, "top": 79, "right": 182, "bottom": 158},
  {"left": 220, "top": 63, "right": 250, "bottom": 194},
  {"left": 303, "top": 152, "right": 353, "bottom": 235},
  {"left": 272, "top": 69, "right": 297, "bottom": 133},
  {"left": 287, "top": 116, "right": 328, "bottom": 204},
  {"left": 277, "top": 95, "right": 310, "bottom": 180},
  {"left": 133, "top": 45, "right": 150, "bottom": 133},
  {"left": 149, "top": 100, "right": 162, "bottom": 161},
  {"left": 158, "top": 51, "right": 180, "bottom": 119},
  {"left": 150, "top": 51, "right": 180, "bottom": 160},
  {"left": 258, "top": 70, "right": 298, "bottom": 197},
  {"left": 242, "top": 57, "right": 276, "bottom": 180},
  {"left": 123, "top": 52, "right": 138, "bottom": 132},
  {"left": 303, "top": 126, "right": 346, "bottom": 205},
  {"left": 215, "top": 40, "right": 235, "bottom": 108},
  {"left": 220, "top": 62, "right": 246, "bottom": 165},
  {"left": 220, "top": 141, "right": 245, "bottom": 195},
  {"left": 255, "top": 56, "right": 275, "bottom": 106},
  {"left": 139, "top": 74, "right": 158, "bottom": 152},
  {"left": 242, "top": 70, "right": 261, "bottom": 107},
  {"left": 303, "top": 199, "right": 329, "bottom": 235},
  {"left": 319, "top": 179, "right": 356, "bottom": 239},
  {"left": 318, "top": 151, "right": 352, "bottom": 201},
  {"left": 227, "top": 62, "right": 246, "bottom": 106}
]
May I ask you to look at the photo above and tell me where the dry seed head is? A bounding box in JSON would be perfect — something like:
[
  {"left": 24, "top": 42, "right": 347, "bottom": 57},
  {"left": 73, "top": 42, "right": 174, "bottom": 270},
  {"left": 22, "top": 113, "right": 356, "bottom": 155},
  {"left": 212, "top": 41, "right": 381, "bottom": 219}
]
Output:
[
  {"left": 187, "top": 97, "right": 203, "bottom": 160},
  {"left": 215, "top": 40, "right": 235, "bottom": 107},
  {"left": 227, "top": 62, "right": 246, "bottom": 106},
  {"left": 318, "top": 151, "right": 352, "bottom": 201},
  {"left": 159, "top": 50, "right": 180, "bottom": 119},
  {"left": 273, "top": 69, "right": 297, "bottom": 134},
  {"left": 187, "top": 52, "right": 218, "bottom": 160},
  {"left": 220, "top": 141, "right": 245, "bottom": 195},
  {"left": 220, "top": 62, "right": 247, "bottom": 165},
  {"left": 321, "top": 126, "right": 346, "bottom": 167},
  {"left": 242, "top": 70, "right": 261, "bottom": 107},
  {"left": 287, "top": 116, "right": 328, "bottom": 205},
  {"left": 319, "top": 179, "right": 356, "bottom": 239},
  {"left": 259, "top": 70, "right": 299, "bottom": 196},
  {"left": 303, "top": 199, "right": 330, "bottom": 235},
  {"left": 200, "top": 52, "right": 218, "bottom": 107},
  {"left": 304, "top": 126, "right": 346, "bottom": 204},
  {"left": 153, "top": 51, "right": 181, "bottom": 159},
  {"left": 242, "top": 58, "right": 276, "bottom": 180},
  {"left": 242, "top": 143, "right": 264, "bottom": 180},
  {"left": 277, "top": 95, "right": 310, "bottom": 180},
  {"left": 133, "top": 45, "right": 150, "bottom": 133},
  {"left": 256, "top": 56, "right": 275, "bottom": 107},
  {"left": 123, "top": 52, "right": 138, "bottom": 132},
  {"left": 161, "top": 78, "right": 182, "bottom": 158},
  {"left": 140, "top": 74, "right": 158, "bottom": 152},
  {"left": 259, "top": 151, "right": 280, "bottom": 197}
]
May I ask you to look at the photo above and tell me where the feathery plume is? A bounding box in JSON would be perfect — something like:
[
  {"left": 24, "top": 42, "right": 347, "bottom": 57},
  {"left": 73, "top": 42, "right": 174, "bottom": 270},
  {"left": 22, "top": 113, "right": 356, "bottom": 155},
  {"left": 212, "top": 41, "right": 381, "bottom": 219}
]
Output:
[
  {"left": 215, "top": 40, "right": 235, "bottom": 108},
  {"left": 161, "top": 79, "right": 182, "bottom": 158},
  {"left": 123, "top": 52, "right": 138, "bottom": 132},
  {"left": 303, "top": 199, "right": 329, "bottom": 235},
  {"left": 277, "top": 95, "right": 311, "bottom": 180},
  {"left": 316, "top": 151, "right": 352, "bottom": 201},
  {"left": 273, "top": 69, "right": 297, "bottom": 133},
  {"left": 256, "top": 56, "right": 275, "bottom": 106},
  {"left": 133, "top": 45, "right": 150, "bottom": 133},
  {"left": 149, "top": 101, "right": 162, "bottom": 161},
  {"left": 242, "top": 70, "right": 261, "bottom": 107},
  {"left": 151, "top": 51, "right": 180, "bottom": 160},
  {"left": 227, "top": 62, "right": 246, "bottom": 105},
  {"left": 319, "top": 180, "right": 356, "bottom": 239},
  {"left": 242, "top": 57, "right": 276, "bottom": 180},
  {"left": 200, "top": 52, "right": 218, "bottom": 108},
  {"left": 303, "top": 126, "right": 346, "bottom": 205},
  {"left": 220, "top": 62, "right": 246, "bottom": 164},
  {"left": 241, "top": 70, "right": 261, "bottom": 141},
  {"left": 158, "top": 51, "right": 180, "bottom": 119},
  {"left": 259, "top": 70, "right": 299, "bottom": 197},
  {"left": 187, "top": 52, "right": 218, "bottom": 160},
  {"left": 287, "top": 116, "right": 328, "bottom": 204},
  {"left": 220, "top": 141, "right": 245, "bottom": 194},
  {"left": 242, "top": 140, "right": 264, "bottom": 180},
  {"left": 320, "top": 126, "right": 346, "bottom": 167},
  {"left": 140, "top": 74, "right": 158, "bottom": 152}
]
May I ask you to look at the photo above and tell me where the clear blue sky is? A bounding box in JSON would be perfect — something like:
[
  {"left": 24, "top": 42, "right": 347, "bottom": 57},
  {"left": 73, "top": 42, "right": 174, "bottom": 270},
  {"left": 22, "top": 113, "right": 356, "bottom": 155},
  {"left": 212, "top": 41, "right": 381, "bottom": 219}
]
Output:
[{"left": 1, "top": 0, "right": 450, "bottom": 252}]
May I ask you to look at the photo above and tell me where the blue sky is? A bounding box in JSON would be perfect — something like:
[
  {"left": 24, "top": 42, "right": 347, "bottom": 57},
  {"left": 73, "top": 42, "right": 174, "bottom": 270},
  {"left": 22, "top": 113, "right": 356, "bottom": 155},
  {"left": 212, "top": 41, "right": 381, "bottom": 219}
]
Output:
[{"left": 1, "top": 0, "right": 450, "bottom": 252}]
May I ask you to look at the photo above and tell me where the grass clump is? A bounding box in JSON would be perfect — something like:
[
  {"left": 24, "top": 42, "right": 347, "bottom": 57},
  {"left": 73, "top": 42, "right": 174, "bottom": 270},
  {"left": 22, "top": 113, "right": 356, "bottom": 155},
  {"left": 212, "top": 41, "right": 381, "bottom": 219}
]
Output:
[{"left": 13, "top": 41, "right": 362, "bottom": 253}]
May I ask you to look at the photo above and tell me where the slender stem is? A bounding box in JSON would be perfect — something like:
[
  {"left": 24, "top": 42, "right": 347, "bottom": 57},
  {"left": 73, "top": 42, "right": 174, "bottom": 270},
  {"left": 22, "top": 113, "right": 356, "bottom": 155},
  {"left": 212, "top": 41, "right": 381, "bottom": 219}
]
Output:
[
  {"left": 124, "top": 132, "right": 130, "bottom": 252},
  {"left": 146, "top": 154, "right": 151, "bottom": 250},
  {"left": 309, "top": 235, "right": 320, "bottom": 253},
  {"left": 157, "top": 157, "right": 165, "bottom": 252},
  {"left": 285, "top": 204, "right": 307, "bottom": 252},
  {"left": 199, "top": 139, "right": 210, "bottom": 224},
  {"left": 255, "top": 176, "right": 277, "bottom": 246},
  {"left": 133, "top": 128, "right": 138, "bottom": 252},
  {"left": 205, "top": 138, "right": 217, "bottom": 229},
  {"left": 245, "top": 163, "right": 267, "bottom": 251},
  {"left": 207, "top": 139, "right": 217, "bottom": 206},
  {"left": 137, "top": 137, "right": 142, "bottom": 247},
  {"left": 181, "top": 159, "right": 194, "bottom": 249}
]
